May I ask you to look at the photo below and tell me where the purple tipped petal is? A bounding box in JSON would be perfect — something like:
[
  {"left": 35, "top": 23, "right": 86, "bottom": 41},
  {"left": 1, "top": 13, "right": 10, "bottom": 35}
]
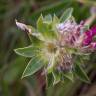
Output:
[
  {"left": 85, "top": 30, "right": 93, "bottom": 37},
  {"left": 83, "top": 25, "right": 96, "bottom": 46},
  {"left": 83, "top": 36, "right": 92, "bottom": 46},
  {"left": 16, "top": 20, "right": 27, "bottom": 31},
  {"left": 85, "top": 25, "right": 96, "bottom": 37},
  {"left": 15, "top": 20, "right": 31, "bottom": 33}
]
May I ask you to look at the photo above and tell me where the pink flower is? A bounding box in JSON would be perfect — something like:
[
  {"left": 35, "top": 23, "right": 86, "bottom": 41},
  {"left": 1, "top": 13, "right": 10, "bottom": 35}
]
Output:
[
  {"left": 83, "top": 25, "right": 96, "bottom": 47},
  {"left": 85, "top": 25, "right": 96, "bottom": 37}
]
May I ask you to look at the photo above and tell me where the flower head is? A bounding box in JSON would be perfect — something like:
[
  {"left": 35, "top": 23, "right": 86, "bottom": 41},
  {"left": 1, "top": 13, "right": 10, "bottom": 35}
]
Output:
[{"left": 15, "top": 8, "right": 94, "bottom": 85}]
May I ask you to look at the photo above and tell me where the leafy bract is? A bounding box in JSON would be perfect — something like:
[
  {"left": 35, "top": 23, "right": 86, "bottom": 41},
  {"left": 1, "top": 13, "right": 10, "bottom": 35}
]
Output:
[
  {"left": 63, "top": 71, "right": 74, "bottom": 82},
  {"left": 14, "top": 46, "right": 41, "bottom": 57},
  {"left": 74, "top": 61, "right": 90, "bottom": 83},
  {"left": 52, "top": 70, "right": 60, "bottom": 85},
  {"left": 46, "top": 73, "right": 54, "bottom": 88},
  {"left": 52, "top": 14, "right": 60, "bottom": 36},
  {"left": 43, "top": 14, "right": 52, "bottom": 24},
  {"left": 37, "top": 14, "right": 57, "bottom": 40},
  {"left": 22, "top": 55, "right": 44, "bottom": 78},
  {"left": 47, "top": 55, "right": 55, "bottom": 73},
  {"left": 60, "top": 8, "right": 73, "bottom": 22}
]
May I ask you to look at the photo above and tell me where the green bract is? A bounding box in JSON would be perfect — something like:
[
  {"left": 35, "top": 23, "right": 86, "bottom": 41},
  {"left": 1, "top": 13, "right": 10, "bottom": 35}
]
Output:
[{"left": 15, "top": 8, "right": 90, "bottom": 87}]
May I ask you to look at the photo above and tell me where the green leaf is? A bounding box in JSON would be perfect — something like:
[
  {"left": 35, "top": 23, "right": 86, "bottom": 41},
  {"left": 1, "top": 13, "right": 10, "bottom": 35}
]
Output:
[
  {"left": 52, "top": 70, "right": 60, "bottom": 85},
  {"left": 63, "top": 71, "right": 74, "bottom": 82},
  {"left": 28, "top": 34, "right": 44, "bottom": 46},
  {"left": 60, "top": 8, "right": 73, "bottom": 22},
  {"left": 14, "top": 46, "right": 41, "bottom": 57},
  {"left": 37, "top": 14, "right": 57, "bottom": 40},
  {"left": 52, "top": 14, "right": 60, "bottom": 30},
  {"left": 53, "top": 14, "right": 60, "bottom": 25},
  {"left": 37, "top": 14, "right": 44, "bottom": 34},
  {"left": 22, "top": 55, "right": 44, "bottom": 78},
  {"left": 74, "top": 62, "right": 90, "bottom": 83},
  {"left": 47, "top": 55, "right": 55, "bottom": 73},
  {"left": 46, "top": 73, "right": 54, "bottom": 88},
  {"left": 43, "top": 14, "right": 52, "bottom": 24}
]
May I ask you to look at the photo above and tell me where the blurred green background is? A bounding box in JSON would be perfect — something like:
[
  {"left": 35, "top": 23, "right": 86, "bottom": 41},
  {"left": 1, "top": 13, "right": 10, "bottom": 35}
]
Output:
[{"left": 0, "top": 0, "right": 96, "bottom": 96}]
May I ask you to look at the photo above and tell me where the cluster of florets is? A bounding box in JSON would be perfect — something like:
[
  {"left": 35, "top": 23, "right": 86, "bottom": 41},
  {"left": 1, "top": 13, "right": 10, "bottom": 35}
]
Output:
[
  {"left": 57, "top": 18, "right": 96, "bottom": 52},
  {"left": 56, "top": 18, "right": 96, "bottom": 72},
  {"left": 15, "top": 7, "right": 96, "bottom": 84}
]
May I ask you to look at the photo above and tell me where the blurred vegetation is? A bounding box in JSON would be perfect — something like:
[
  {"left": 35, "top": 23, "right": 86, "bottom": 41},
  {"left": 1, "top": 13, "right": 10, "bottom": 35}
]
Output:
[{"left": 0, "top": 0, "right": 96, "bottom": 96}]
